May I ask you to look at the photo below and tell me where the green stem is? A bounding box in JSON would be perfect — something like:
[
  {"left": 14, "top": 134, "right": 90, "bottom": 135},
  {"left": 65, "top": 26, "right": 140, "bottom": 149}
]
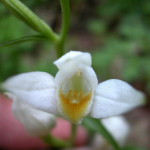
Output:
[
  {"left": 56, "top": 0, "right": 70, "bottom": 58},
  {"left": 69, "top": 123, "right": 77, "bottom": 146},
  {"left": 42, "top": 134, "right": 70, "bottom": 148},
  {"left": 41, "top": 123, "right": 77, "bottom": 148},
  {"left": 0, "top": 0, "right": 58, "bottom": 42}
]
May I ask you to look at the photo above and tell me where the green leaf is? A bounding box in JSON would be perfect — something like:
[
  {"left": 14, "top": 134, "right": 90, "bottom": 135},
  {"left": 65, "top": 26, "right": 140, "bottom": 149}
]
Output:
[
  {"left": 0, "top": 35, "right": 48, "bottom": 48},
  {"left": 0, "top": 0, "right": 58, "bottom": 41},
  {"left": 82, "top": 116, "right": 121, "bottom": 150}
]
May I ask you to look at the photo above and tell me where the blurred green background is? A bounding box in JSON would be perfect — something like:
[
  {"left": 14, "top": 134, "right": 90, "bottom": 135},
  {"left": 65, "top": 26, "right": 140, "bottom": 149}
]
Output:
[{"left": 0, "top": 0, "right": 150, "bottom": 149}]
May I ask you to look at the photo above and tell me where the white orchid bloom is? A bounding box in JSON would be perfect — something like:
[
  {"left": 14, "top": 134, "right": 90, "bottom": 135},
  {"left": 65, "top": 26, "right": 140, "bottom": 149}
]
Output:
[
  {"left": 5, "top": 92, "right": 56, "bottom": 137},
  {"left": 2, "top": 51, "right": 145, "bottom": 125},
  {"left": 92, "top": 116, "right": 130, "bottom": 149}
]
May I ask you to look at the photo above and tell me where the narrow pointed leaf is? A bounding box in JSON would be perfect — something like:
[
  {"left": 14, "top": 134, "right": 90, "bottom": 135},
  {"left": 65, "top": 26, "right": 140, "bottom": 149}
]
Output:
[
  {"left": 82, "top": 116, "right": 121, "bottom": 150},
  {"left": 0, "top": 0, "right": 58, "bottom": 41},
  {"left": 0, "top": 35, "right": 48, "bottom": 48}
]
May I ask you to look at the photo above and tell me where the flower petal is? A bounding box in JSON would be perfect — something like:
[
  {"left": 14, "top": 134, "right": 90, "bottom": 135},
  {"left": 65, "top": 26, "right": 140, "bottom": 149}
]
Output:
[
  {"left": 55, "top": 61, "right": 98, "bottom": 124},
  {"left": 2, "top": 72, "right": 59, "bottom": 115},
  {"left": 54, "top": 51, "right": 92, "bottom": 69},
  {"left": 55, "top": 63, "right": 98, "bottom": 92},
  {"left": 89, "top": 79, "right": 145, "bottom": 118},
  {"left": 6, "top": 92, "right": 56, "bottom": 136}
]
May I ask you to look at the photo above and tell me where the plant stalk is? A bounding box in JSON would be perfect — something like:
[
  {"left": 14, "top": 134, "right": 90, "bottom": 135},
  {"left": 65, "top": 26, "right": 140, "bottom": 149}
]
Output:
[{"left": 55, "top": 0, "right": 70, "bottom": 58}]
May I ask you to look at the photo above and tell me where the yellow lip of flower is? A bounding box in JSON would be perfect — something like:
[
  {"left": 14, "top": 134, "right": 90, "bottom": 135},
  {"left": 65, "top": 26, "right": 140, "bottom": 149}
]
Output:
[{"left": 59, "top": 89, "right": 92, "bottom": 124}]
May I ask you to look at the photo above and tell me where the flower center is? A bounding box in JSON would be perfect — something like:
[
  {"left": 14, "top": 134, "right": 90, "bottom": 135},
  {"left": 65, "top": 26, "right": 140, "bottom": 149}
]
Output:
[
  {"left": 59, "top": 89, "right": 92, "bottom": 124},
  {"left": 58, "top": 73, "right": 92, "bottom": 124}
]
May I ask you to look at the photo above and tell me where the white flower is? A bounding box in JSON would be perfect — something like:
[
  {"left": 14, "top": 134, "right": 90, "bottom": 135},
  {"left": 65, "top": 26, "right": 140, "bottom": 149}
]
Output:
[
  {"left": 1, "top": 51, "right": 145, "bottom": 125},
  {"left": 92, "top": 116, "right": 130, "bottom": 149},
  {"left": 5, "top": 92, "right": 56, "bottom": 137}
]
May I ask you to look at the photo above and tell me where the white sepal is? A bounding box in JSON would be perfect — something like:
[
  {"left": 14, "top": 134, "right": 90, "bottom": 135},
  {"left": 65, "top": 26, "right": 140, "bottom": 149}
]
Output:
[
  {"left": 55, "top": 63, "right": 98, "bottom": 93},
  {"left": 6, "top": 93, "right": 56, "bottom": 137},
  {"left": 54, "top": 51, "right": 92, "bottom": 69},
  {"left": 89, "top": 79, "right": 145, "bottom": 118},
  {"left": 2, "top": 72, "right": 59, "bottom": 115}
]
